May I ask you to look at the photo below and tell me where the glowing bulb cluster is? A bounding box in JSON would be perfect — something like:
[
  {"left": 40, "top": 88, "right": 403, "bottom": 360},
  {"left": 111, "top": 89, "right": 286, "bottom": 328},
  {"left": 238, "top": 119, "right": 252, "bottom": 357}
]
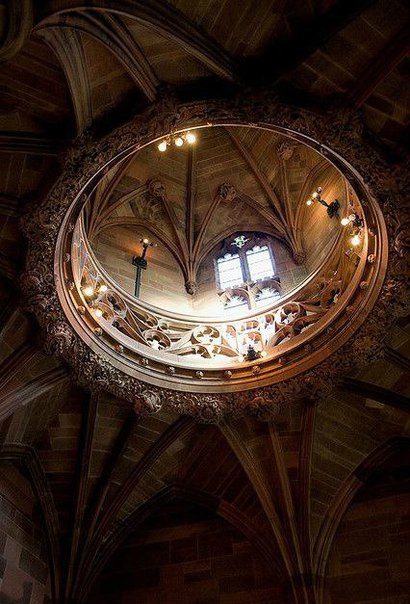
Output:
[
  {"left": 157, "top": 131, "right": 197, "bottom": 152},
  {"left": 306, "top": 187, "right": 322, "bottom": 206},
  {"left": 82, "top": 285, "right": 94, "bottom": 297},
  {"left": 81, "top": 281, "right": 108, "bottom": 299},
  {"left": 340, "top": 208, "right": 364, "bottom": 248}
]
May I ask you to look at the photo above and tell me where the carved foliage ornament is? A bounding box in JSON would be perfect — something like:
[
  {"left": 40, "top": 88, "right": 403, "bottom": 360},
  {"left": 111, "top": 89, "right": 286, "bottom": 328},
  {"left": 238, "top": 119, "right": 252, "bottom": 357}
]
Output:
[{"left": 20, "top": 93, "right": 409, "bottom": 419}]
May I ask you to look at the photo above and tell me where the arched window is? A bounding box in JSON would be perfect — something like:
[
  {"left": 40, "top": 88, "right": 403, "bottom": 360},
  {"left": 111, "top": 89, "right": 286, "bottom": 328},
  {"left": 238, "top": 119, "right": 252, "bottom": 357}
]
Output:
[
  {"left": 216, "top": 253, "right": 243, "bottom": 289},
  {"left": 215, "top": 235, "right": 280, "bottom": 311},
  {"left": 246, "top": 245, "right": 275, "bottom": 282}
]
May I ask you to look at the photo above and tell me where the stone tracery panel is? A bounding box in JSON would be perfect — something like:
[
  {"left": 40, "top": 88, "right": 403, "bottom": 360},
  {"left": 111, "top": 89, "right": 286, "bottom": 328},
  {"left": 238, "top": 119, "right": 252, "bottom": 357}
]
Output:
[{"left": 74, "top": 217, "right": 356, "bottom": 364}]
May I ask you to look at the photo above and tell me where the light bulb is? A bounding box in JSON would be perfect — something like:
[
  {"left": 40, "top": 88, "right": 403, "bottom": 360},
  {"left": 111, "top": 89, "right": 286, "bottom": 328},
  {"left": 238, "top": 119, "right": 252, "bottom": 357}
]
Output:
[
  {"left": 351, "top": 234, "right": 361, "bottom": 246},
  {"left": 312, "top": 191, "right": 319, "bottom": 199},
  {"left": 99, "top": 284, "right": 108, "bottom": 293},
  {"left": 186, "top": 132, "right": 196, "bottom": 144},
  {"left": 94, "top": 307, "right": 103, "bottom": 318},
  {"left": 341, "top": 217, "right": 350, "bottom": 226},
  {"left": 174, "top": 136, "right": 184, "bottom": 147},
  {"left": 306, "top": 199, "right": 313, "bottom": 206},
  {"left": 142, "top": 238, "right": 149, "bottom": 245},
  {"left": 158, "top": 140, "right": 167, "bottom": 152},
  {"left": 83, "top": 286, "right": 94, "bottom": 297}
]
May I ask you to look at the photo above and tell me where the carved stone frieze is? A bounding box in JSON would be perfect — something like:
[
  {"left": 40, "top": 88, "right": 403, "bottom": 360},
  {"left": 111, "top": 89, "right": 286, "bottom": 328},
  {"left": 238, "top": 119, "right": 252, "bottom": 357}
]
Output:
[
  {"left": 135, "top": 390, "right": 162, "bottom": 415},
  {"left": 19, "top": 92, "right": 408, "bottom": 418}
]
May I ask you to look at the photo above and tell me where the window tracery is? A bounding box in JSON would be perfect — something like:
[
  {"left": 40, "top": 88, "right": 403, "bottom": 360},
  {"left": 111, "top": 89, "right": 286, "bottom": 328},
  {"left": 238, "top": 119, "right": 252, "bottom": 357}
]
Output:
[{"left": 216, "top": 235, "right": 280, "bottom": 311}]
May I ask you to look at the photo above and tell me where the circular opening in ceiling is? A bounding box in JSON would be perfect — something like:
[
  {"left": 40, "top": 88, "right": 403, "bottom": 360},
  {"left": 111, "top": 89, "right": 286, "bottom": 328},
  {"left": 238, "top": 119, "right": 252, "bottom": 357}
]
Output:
[
  {"left": 82, "top": 125, "right": 349, "bottom": 319},
  {"left": 33, "top": 103, "right": 386, "bottom": 398}
]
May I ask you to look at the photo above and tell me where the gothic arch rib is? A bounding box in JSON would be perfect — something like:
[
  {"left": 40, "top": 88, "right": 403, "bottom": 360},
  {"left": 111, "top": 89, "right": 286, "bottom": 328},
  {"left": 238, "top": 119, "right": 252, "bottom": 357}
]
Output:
[
  {"left": 37, "top": 11, "right": 159, "bottom": 101},
  {"left": 0, "top": 443, "right": 61, "bottom": 602},
  {"left": 75, "top": 485, "right": 283, "bottom": 603},
  {"left": 73, "top": 416, "right": 195, "bottom": 599},
  {"left": 218, "top": 421, "right": 298, "bottom": 597},
  {"left": 313, "top": 437, "right": 408, "bottom": 604},
  {"left": 0, "top": 365, "right": 70, "bottom": 424},
  {"left": 38, "top": 27, "right": 92, "bottom": 133},
  {"left": 35, "top": 0, "right": 236, "bottom": 82},
  {"left": 97, "top": 217, "right": 190, "bottom": 283}
]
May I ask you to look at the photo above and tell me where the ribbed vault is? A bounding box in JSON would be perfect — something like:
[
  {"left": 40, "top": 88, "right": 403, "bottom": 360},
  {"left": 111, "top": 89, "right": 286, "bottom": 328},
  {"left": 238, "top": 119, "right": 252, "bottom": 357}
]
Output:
[{"left": 0, "top": 1, "right": 409, "bottom": 603}]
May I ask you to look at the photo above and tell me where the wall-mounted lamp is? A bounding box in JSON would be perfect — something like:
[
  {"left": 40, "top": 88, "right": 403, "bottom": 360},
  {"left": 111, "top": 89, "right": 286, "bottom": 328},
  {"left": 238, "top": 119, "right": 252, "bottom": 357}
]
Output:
[
  {"left": 340, "top": 207, "right": 364, "bottom": 248},
  {"left": 306, "top": 187, "right": 340, "bottom": 219},
  {"left": 340, "top": 211, "right": 364, "bottom": 230},
  {"left": 132, "top": 238, "right": 157, "bottom": 297}
]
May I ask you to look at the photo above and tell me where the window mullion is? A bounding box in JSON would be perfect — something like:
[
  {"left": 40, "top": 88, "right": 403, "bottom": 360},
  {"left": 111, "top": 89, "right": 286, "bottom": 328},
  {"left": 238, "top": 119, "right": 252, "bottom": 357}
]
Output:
[{"left": 240, "top": 250, "right": 251, "bottom": 284}]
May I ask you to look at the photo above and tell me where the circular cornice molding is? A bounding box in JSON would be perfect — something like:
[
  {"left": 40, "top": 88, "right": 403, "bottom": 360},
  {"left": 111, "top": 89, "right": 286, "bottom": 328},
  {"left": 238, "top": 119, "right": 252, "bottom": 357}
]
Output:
[{"left": 20, "top": 91, "right": 409, "bottom": 419}]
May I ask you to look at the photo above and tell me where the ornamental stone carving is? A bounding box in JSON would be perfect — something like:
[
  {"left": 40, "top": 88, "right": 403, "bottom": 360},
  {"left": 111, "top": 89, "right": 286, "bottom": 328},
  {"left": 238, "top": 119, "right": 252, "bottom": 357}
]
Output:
[
  {"left": 19, "top": 92, "right": 408, "bottom": 419},
  {"left": 185, "top": 280, "right": 198, "bottom": 295},
  {"left": 147, "top": 178, "right": 166, "bottom": 199},
  {"left": 135, "top": 390, "right": 162, "bottom": 415},
  {"left": 218, "top": 182, "right": 236, "bottom": 203}
]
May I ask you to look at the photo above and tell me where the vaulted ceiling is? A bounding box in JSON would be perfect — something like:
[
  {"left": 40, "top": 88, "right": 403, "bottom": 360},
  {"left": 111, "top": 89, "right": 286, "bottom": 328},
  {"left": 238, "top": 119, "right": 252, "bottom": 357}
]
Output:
[{"left": 0, "top": 1, "right": 409, "bottom": 603}]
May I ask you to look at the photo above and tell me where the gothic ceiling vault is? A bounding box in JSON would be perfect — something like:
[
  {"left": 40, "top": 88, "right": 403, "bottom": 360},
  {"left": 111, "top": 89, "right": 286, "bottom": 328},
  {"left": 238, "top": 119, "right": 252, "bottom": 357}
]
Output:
[{"left": 0, "top": 1, "right": 409, "bottom": 604}]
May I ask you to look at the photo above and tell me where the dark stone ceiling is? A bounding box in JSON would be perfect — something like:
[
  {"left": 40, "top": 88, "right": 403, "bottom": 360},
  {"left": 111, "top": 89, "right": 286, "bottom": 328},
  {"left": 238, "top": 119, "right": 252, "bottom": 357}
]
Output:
[{"left": 0, "top": 1, "right": 409, "bottom": 603}]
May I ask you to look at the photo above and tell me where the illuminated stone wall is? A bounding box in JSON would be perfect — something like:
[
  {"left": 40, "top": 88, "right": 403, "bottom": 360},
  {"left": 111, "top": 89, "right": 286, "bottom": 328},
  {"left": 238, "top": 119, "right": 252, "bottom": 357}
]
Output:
[{"left": 0, "top": 463, "right": 51, "bottom": 604}]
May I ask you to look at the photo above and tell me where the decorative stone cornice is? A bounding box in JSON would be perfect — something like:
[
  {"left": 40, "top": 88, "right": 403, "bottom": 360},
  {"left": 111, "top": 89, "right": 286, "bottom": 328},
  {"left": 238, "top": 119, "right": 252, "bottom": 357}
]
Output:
[{"left": 20, "top": 92, "right": 409, "bottom": 418}]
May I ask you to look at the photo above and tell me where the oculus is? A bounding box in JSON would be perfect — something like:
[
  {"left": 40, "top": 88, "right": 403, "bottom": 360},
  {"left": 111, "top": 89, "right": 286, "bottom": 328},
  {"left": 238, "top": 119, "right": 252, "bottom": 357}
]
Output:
[{"left": 20, "top": 94, "right": 402, "bottom": 415}]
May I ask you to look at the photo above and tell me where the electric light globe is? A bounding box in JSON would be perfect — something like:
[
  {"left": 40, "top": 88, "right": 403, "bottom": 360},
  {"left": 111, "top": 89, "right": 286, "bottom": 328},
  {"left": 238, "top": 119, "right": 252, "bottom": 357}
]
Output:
[
  {"left": 174, "top": 136, "right": 184, "bottom": 147},
  {"left": 158, "top": 140, "right": 167, "bottom": 152},
  {"left": 83, "top": 286, "right": 94, "bottom": 297},
  {"left": 341, "top": 217, "right": 350, "bottom": 226},
  {"left": 351, "top": 234, "right": 361, "bottom": 246},
  {"left": 186, "top": 132, "right": 196, "bottom": 144}
]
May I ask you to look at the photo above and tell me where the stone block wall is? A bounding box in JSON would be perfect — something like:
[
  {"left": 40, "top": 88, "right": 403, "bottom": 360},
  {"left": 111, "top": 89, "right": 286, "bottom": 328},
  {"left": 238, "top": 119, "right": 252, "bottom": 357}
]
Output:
[
  {"left": 86, "top": 499, "right": 284, "bottom": 604},
  {"left": 0, "top": 462, "right": 51, "bottom": 604},
  {"left": 324, "top": 457, "right": 410, "bottom": 604},
  {"left": 94, "top": 224, "right": 308, "bottom": 317},
  {"left": 301, "top": 173, "right": 347, "bottom": 274},
  {"left": 93, "top": 225, "right": 192, "bottom": 314}
]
